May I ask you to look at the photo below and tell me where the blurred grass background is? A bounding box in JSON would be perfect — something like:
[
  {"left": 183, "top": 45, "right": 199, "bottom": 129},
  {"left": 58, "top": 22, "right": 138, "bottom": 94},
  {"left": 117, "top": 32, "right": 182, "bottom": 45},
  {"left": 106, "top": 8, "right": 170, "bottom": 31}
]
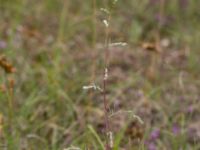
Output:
[{"left": 0, "top": 0, "right": 200, "bottom": 149}]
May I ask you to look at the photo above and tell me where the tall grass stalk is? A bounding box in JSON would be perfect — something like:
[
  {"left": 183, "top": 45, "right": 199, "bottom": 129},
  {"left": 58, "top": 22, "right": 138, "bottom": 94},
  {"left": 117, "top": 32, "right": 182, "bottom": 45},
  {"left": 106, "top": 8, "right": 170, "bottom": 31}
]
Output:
[{"left": 102, "top": 18, "right": 111, "bottom": 149}]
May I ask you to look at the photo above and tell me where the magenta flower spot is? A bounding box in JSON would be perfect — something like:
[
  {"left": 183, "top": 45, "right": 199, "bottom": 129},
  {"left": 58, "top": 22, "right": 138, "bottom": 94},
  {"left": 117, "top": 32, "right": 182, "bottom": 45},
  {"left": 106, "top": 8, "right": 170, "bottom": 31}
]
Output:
[
  {"left": 187, "top": 105, "right": 193, "bottom": 113},
  {"left": 150, "top": 128, "right": 160, "bottom": 140},
  {"left": 0, "top": 40, "right": 7, "bottom": 49},
  {"left": 144, "top": 140, "right": 149, "bottom": 145},
  {"left": 172, "top": 124, "right": 180, "bottom": 135},
  {"left": 148, "top": 142, "right": 157, "bottom": 150}
]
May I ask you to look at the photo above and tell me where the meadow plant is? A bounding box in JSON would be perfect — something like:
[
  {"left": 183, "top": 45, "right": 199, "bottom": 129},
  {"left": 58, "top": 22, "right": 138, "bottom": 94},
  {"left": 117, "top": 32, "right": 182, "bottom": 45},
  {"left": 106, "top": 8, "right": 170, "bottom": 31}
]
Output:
[
  {"left": 0, "top": 54, "right": 16, "bottom": 149},
  {"left": 83, "top": 1, "right": 118, "bottom": 149},
  {"left": 83, "top": 1, "right": 144, "bottom": 149}
]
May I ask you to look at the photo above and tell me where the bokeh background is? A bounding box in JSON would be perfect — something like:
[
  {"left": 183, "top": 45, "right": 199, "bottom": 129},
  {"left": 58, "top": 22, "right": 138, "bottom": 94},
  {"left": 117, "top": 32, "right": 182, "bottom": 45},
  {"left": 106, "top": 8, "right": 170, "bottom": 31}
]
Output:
[{"left": 0, "top": 0, "right": 200, "bottom": 149}]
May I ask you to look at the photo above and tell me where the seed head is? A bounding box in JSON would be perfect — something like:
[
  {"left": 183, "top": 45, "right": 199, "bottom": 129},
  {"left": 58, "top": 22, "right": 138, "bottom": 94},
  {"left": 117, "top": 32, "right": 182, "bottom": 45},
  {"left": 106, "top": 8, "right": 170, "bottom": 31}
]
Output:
[{"left": 103, "top": 20, "right": 109, "bottom": 28}]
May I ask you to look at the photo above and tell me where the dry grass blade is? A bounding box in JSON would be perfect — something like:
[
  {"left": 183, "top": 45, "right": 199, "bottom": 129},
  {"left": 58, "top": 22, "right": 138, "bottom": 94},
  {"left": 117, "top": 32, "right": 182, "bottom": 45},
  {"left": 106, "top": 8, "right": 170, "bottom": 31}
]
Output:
[
  {"left": 142, "top": 42, "right": 160, "bottom": 53},
  {"left": 0, "top": 55, "right": 16, "bottom": 73}
]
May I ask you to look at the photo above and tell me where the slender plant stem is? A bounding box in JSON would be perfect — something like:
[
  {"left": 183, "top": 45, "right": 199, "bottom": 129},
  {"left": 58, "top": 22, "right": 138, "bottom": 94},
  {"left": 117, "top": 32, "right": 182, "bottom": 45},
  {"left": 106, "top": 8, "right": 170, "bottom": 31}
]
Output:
[{"left": 103, "top": 13, "right": 112, "bottom": 150}]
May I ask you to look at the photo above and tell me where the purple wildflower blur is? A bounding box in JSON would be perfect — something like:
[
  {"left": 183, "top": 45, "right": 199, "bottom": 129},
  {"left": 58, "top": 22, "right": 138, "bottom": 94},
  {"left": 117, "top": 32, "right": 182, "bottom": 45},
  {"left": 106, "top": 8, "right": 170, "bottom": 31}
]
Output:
[
  {"left": 148, "top": 142, "right": 157, "bottom": 150},
  {"left": 172, "top": 124, "right": 181, "bottom": 135},
  {"left": 187, "top": 105, "right": 193, "bottom": 113},
  {"left": 0, "top": 40, "right": 7, "bottom": 49},
  {"left": 150, "top": 128, "right": 160, "bottom": 140}
]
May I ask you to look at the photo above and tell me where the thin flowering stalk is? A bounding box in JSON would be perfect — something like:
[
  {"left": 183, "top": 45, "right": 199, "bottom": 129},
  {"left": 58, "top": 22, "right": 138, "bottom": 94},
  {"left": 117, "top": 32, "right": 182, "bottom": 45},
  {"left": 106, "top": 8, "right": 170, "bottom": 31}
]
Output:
[
  {"left": 100, "top": 8, "right": 110, "bottom": 15},
  {"left": 109, "top": 110, "right": 144, "bottom": 124},
  {"left": 83, "top": 1, "right": 121, "bottom": 149},
  {"left": 109, "top": 42, "right": 127, "bottom": 47},
  {"left": 82, "top": 83, "right": 103, "bottom": 92},
  {"left": 103, "top": 67, "right": 110, "bottom": 150},
  {"left": 102, "top": 10, "right": 112, "bottom": 150},
  {"left": 103, "top": 20, "right": 109, "bottom": 28}
]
